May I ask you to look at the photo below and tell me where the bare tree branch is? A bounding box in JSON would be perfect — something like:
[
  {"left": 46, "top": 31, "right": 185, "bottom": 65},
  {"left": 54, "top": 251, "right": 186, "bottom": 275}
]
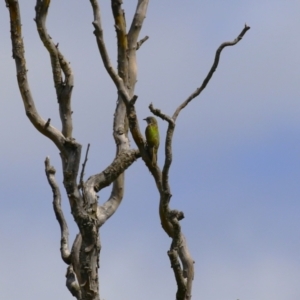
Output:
[
  {"left": 127, "top": 0, "right": 149, "bottom": 96},
  {"left": 35, "top": 0, "right": 74, "bottom": 138},
  {"left": 173, "top": 24, "right": 251, "bottom": 121},
  {"left": 45, "top": 157, "right": 71, "bottom": 265},
  {"left": 111, "top": 0, "right": 128, "bottom": 82},
  {"left": 82, "top": 149, "right": 141, "bottom": 223},
  {"left": 89, "top": 1, "right": 154, "bottom": 223},
  {"left": 7, "top": 2, "right": 145, "bottom": 299},
  {"left": 79, "top": 143, "right": 91, "bottom": 190},
  {"left": 92, "top": 149, "right": 140, "bottom": 193},
  {"left": 167, "top": 211, "right": 194, "bottom": 300},
  {"left": 145, "top": 106, "right": 195, "bottom": 300},
  {"left": 127, "top": 0, "right": 149, "bottom": 46},
  {"left": 6, "top": 0, "right": 66, "bottom": 154},
  {"left": 168, "top": 213, "right": 187, "bottom": 299},
  {"left": 149, "top": 103, "right": 175, "bottom": 185},
  {"left": 88, "top": 0, "right": 150, "bottom": 164},
  {"left": 89, "top": 0, "right": 127, "bottom": 98},
  {"left": 136, "top": 35, "right": 149, "bottom": 50},
  {"left": 108, "top": 1, "right": 131, "bottom": 228},
  {"left": 145, "top": 25, "right": 250, "bottom": 299},
  {"left": 7, "top": 1, "right": 249, "bottom": 299},
  {"left": 148, "top": 103, "right": 175, "bottom": 234}
]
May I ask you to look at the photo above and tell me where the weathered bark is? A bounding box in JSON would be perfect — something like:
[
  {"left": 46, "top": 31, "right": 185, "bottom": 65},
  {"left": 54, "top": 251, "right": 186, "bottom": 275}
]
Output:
[
  {"left": 6, "top": 1, "right": 141, "bottom": 299},
  {"left": 6, "top": 0, "right": 250, "bottom": 298},
  {"left": 88, "top": 1, "right": 249, "bottom": 300},
  {"left": 35, "top": 0, "right": 74, "bottom": 138},
  {"left": 147, "top": 25, "right": 250, "bottom": 300},
  {"left": 5, "top": 0, "right": 66, "bottom": 154}
]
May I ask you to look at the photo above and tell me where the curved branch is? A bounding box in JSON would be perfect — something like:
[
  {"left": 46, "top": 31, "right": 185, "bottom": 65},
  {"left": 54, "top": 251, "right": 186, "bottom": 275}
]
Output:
[
  {"left": 93, "top": 149, "right": 140, "bottom": 192},
  {"left": 105, "top": 93, "right": 132, "bottom": 227},
  {"left": 35, "top": 0, "right": 74, "bottom": 138},
  {"left": 89, "top": 0, "right": 127, "bottom": 97},
  {"left": 148, "top": 103, "right": 195, "bottom": 299},
  {"left": 99, "top": 174, "right": 124, "bottom": 225},
  {"left": 88, "top": 1, "right": 151, "bottom": 228},
  {"left": 45, "top": 157, "right": 71, "bottom": 265},
  {"left": 6, "top": 0, "right": 66, "bottom": 154},
  {"left": 173, "top": 24, "right": 251, "bottom": 121},
  {"left": 147, "top": 25, "right": 250, "bottom": 299},
  {"left": 81, "top": 149, "right": 140, "bottom": 223},
  {"left": 88, "top": 0, "right": 149, "bottom": 163}
]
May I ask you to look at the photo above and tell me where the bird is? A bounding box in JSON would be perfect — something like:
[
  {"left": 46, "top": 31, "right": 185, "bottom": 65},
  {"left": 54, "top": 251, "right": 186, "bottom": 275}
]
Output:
[{"left": 144, "top": 116, "right": 160, "bottom": 165}]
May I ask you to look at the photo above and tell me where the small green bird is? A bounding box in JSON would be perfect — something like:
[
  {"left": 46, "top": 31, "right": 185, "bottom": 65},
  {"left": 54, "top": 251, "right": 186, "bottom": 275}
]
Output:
[{"left": 144, "top": 116, "right": 160, "bottom": 165}]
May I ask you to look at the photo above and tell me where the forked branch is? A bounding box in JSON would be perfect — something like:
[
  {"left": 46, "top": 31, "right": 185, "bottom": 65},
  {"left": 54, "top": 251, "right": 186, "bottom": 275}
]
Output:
[
  {"left": 127, "top": 0, "right": 149, "bottom": 48},
  {"left": 146, "top": 24, "right": 250, "bottom": 300},
  {"left": 83, "top": 149, "right": 141, "bottom": 223},
  {"left": 35, "top": 0, "right": 74, "bottom": 138},
  {"left": 6, "top": 0, "right": 66, "bottom": 154},
  {"left": 7, "top": 1, "right": 144, "bottom": 299},
  {"left": 90, "top": 0, "right": 127, "bottom": 96}
]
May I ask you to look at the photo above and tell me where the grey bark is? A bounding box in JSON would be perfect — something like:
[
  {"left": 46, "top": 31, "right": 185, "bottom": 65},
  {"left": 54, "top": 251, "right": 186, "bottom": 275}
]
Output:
[
  {"left": 94, "top": 5, "right": 250, "bottom": 297},
  {"left": 6, "top": 1, "right": 141, "bottom": 299},
  {"left": 5, "top": 0, "right": 250, "bottom": 299}
]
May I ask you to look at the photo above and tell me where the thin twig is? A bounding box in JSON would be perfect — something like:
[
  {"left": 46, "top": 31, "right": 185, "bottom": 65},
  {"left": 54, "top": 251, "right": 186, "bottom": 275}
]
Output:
[
  {"left": 44, "top": 118, "right": 51, "bottom": 128},
  {"left": 79, "top": 143, "right": 90, "bottom": 190},
  {"left": 173, "top": 24, "right": 250, "bottom": 121},
  {"left": 136, "top": 35, "right": 149, "bottom": 50},
  {"left": 149, "top": 103, "right": 174, "bottom": 125}
]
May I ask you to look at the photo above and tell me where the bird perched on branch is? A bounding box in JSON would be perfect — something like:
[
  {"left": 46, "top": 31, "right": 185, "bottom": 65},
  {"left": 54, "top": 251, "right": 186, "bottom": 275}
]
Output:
[{"left": 144, "top": 116, "right": 160, "bottom": 165}]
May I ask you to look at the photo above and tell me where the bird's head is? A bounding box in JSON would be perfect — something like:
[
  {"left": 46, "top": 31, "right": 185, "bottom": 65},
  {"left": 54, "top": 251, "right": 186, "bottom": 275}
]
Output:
[{"left": 143, "top": 116, "right": 157, "bottom": 125}]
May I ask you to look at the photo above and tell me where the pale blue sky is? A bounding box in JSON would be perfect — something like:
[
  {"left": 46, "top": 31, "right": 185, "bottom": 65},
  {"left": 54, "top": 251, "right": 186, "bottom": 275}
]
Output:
[{"left": 0, "top": 1, "right": 299, "bottom": 300}]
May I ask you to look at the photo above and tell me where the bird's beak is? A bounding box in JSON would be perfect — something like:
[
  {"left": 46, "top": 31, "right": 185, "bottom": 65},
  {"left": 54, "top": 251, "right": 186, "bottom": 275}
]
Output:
[{"left": 143, "top": 118, "right": 147, "bottom": 121}]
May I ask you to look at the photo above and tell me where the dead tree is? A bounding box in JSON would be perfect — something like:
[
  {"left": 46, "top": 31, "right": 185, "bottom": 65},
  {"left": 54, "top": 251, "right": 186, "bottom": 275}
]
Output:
[{"left": 5, "top": 0, "right": 250, "bottom": 299}]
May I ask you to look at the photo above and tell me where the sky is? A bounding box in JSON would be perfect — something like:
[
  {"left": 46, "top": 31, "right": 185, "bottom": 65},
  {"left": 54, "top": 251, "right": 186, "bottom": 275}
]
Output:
[{"left": 0, "top": 1, "right": 299, "bottom": 300}]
